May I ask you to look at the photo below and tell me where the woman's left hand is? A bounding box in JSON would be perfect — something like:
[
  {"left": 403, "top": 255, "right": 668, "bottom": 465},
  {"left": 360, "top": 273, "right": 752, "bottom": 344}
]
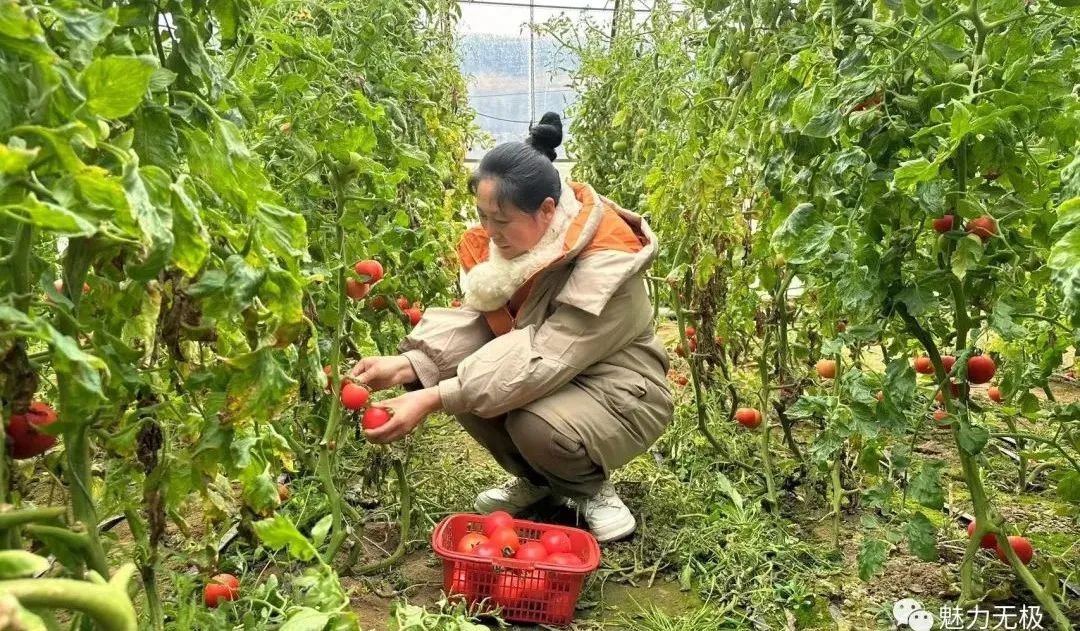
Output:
[{"left": 364, "top": 388, "right": 442, "bottom": 444}]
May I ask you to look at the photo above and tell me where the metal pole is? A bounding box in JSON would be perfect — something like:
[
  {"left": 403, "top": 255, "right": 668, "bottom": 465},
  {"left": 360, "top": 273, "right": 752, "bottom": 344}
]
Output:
[{"left": 528, "top": 0, "right": 536, "bottom": 124}]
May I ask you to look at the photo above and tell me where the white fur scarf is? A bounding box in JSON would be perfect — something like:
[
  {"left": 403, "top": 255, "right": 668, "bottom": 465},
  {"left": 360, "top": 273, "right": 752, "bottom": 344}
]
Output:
[{"left": 462, "top": 178, "right": 582, "bottom": 312}]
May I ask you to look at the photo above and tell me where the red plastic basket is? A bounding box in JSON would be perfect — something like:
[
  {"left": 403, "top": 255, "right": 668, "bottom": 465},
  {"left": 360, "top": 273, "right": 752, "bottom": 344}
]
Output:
[{"left": 432, "top": 513, "right": 601, "bottom": 626}]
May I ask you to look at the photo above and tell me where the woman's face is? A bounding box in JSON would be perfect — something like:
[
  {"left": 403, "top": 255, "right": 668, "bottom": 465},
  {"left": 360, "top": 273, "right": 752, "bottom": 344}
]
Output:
[{"left": 475, "top": 178, "right": 557, "bottom": 259}]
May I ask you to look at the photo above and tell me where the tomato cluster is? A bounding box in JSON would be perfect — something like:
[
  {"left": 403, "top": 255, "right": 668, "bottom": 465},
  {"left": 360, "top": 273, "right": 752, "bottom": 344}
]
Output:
[{"left": 449, "top": 512, "right": 583, "bottom": 609}]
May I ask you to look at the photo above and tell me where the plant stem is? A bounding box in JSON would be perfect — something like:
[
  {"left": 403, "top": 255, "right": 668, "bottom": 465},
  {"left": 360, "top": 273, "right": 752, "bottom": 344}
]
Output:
[
  {"left": 0, "top": 563, "right": 138, "bottom": 631},
  {"left": 757, "top": 327, "right": 778, "bottom": 514},
  {"left": 354, "top": 458, "right": 412, "bottom": 575},
  {"left": 0, "top": 507, "right": 65, "bottom": 531},
  {"left": 319, "top": 174, "right": 351, "bottom": 562}
]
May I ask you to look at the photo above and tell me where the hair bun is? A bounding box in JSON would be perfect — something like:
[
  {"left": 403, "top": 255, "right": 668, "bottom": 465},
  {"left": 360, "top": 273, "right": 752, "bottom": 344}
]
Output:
[{"left": 527, "top": 112, "right": 563, "bottom": 161}]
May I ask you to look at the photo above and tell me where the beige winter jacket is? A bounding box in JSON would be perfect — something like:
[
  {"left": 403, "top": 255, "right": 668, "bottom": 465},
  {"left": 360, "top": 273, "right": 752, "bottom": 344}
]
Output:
[{"left": 398, "top": 180, "right": 673, "bottom": 473}]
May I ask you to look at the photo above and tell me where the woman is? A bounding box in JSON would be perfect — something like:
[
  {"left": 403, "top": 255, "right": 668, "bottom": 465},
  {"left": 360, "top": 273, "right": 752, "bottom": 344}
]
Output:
[{"left": 349, "top": 113, "right": 673, "bottom": 542}]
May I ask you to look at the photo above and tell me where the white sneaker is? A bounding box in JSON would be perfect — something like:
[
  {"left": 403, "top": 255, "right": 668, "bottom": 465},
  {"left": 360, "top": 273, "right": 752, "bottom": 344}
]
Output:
[
  {"left": 475, "top": 478, "right": 552, "bottom": 515},
  {"left": 570, "top": 482, "right": 636, "bottom": 543}
]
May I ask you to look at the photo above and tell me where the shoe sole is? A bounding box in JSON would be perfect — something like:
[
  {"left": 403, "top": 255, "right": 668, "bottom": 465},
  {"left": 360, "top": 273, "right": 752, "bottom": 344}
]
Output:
[{"left": 591, "top": 515, "right": 637, "bottom": 543}]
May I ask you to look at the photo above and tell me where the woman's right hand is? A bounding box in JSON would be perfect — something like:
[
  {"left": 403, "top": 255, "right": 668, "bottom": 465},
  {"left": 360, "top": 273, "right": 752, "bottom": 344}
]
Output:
[{"left": 349, "top": 356, "right": 417, "bottom": 392}]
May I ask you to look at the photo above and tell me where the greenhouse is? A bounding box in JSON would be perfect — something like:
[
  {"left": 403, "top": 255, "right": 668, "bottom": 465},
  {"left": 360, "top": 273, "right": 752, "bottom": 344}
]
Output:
[{"left": 0, "top": 0, "right": 1079, "bottom": 629}]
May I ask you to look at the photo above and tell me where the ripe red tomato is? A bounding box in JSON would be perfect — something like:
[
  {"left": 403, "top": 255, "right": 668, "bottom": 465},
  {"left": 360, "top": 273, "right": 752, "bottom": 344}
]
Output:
[
  {"left": 688, "top": 338, "right": 698, "bottom": 352},
  {"left": 472, "top": 541, "right": 503, "bottom": 559},
  {"left": 370, "top": 295, "right": 389, "bottom": 310},
  {"left": 340, "top": 382, "right": 370, "bottom": 410},
  {"left": 941, "top": 355, "right": 956, "bottom": 374},
  {"left": 816, "top": 359, "right": 836, "bottom": 379},
  {"left": 935, "top": 381, "right": 961, "bottom": 403},
  {"left": 404, "top": 307, "right": 422, "bottom": 327},
  {"left": 995, "top": 535, "right": 1034, "bottom": 565},
  {"left": 735, "top": 408, "right": 762, "bottom": 429},
  {"left": 203, "top": 574, "right": 240, "bottom": 608},
  {"left": 676, "top": 375, "right": 689, "bottom": 386},
  {"left": 278, "top": 483, "right": 290, "bottom": 503},
  {"left": 489, "top": 526, "right": 521, "bottom": 556},
  {"left": 932, "top": 215, "right": 955, "bottom": 233},
  {"left": 492, "top": 571, "right": 526, "bottom": 607},
  {"left": 451, "top": 299, "right": 462, "bottom": 308},
  {"left": 345, "top": 279, "right": 370, "bottom": 300},
  {"left": 6, "top": 402, "right": 59, "bottom": 459},
  {"left": 514, "top": 542, "right": 549, "bottom": 563},
  {"left": 988, "top": 386, "right": 1002, "bottom": 403},
  {"left": 539, "top": 530, "right": 572, "bottom": 555},
  {"left": 685, "top": 326, "right": 697, "bottom": 338},
  {"left": 545, "top": 552, "right": 582, "bottom": 567},
  {"left": 967, "top": 215, "right": 997, "bottom": 241},
  {"left": 482, "top": 511, "right": 515, "bottom": 536},
  {"left": 675, "top": 344, "right": 687, "bottom": 358},
  {"left": 353, "top": 259, "right": 384, "bottom": 283},
  {"left": 361, "top": 407, "right": 391, "bottom": 430},
  {"left": 967, "top": 355, "right": 996, "bottom": 384},
  {"left": 449, "top": 564, "right": 476, "bottom": 601},
  {"left": 933, "top": 409, "right": 950, "bottom": 427},
  {"left": 967, "top": 520, "right": 997, "bottom": 549},
  {"left": 396, "top": 297, "right": 410, "bottom": 310},
  {"left": 913, "top": 356, "right": 934, "bottom": 375},
  {"left": 456, "top": 532, "right": 488, "bottom": 554}
]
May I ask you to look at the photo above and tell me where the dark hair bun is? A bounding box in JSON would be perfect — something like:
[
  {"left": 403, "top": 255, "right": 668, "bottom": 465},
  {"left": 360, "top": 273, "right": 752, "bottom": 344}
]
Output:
[{"left": 527, "top": 112, "right": 563, "bottom": 161}]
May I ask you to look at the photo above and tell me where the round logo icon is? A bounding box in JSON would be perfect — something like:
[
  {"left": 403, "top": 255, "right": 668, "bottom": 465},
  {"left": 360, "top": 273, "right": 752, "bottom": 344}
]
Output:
[
  {"left": 893, "top": 599, "right": 923, "bottom": 625},
  {"left": 909, "top": 609, "right": 935, "bottom": 631}
]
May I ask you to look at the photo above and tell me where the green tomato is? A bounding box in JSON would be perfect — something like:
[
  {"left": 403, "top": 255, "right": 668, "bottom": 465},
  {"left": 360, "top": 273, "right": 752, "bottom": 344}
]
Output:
[
  {"left": 612, "top": 140, "right": 629, "bottom": 152},
  {"left": 740, "top": 51, "right": 759, "bottom": 72},
  {"left": 948, "top": 62, "right": 970, "bottom": 81}
]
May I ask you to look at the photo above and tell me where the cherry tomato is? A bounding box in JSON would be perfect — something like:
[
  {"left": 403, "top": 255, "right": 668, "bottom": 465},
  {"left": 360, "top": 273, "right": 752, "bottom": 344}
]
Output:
[
  {"left": 203, "top": 574, "right": 240, "bottom": 608},
  {"left": 492, "top": 571, "right": 525, "bottom": 607},
  {"left": 539, "top": 530, "right": 572, "bottom": 555},
  {"left": 456, "top": 532, "right": 488, "bottom": 554},
  {"left": 546, "top": 552, "right": 583, "bottom": 567},
  {"left": 489, "top": 526, "right": 521, "bottom": 556},
  {"left": 361, "top": 407, "right": 391, "bottom": 430},
  {"left": 995, "top": 535, "right": 1034, "bottom": 565},
  {"left": 967, "top": 355, "right": 996, "bottom": 384},
  {"left": 513, "top": 541, "right": 548, "bottom": 563},
  {"left": 482, "top": 511, "right": 515, "bottom": 536},
  {"left": 967, "top": 520, "right": 997, "bottom": 549},
  {"left": 340, "top": 382, "right": 370, "bottom": 410},
  {"left": 472, "top": 541, "right": 503, "bottom": 559},
  {"left": 353, "top": 259, "right": 384, "bottom": 283},
  {"left": 345, "top": 279, "right": 370, "bottom": 300}
]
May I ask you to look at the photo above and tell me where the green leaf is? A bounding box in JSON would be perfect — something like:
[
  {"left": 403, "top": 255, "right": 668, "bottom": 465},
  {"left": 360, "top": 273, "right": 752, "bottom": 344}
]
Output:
[
  {"left": 894, "top": 158, "right": 939, "bottom": 191},
  {"left": 857, "top": 538, "right": 889, "bottom": 581},
  {"left": 952, "top": 234, "right": 984, "bottom": 280},
  {"left": 909, "top": 460, "right": 945, "bottom": 510},
  {"left": 221, "top": 347, "right": 296, "bottom": 426},
  {"left": 1057, "top": 471, "right": 1080, "bottom": 503},
  {"left": 132, "top": 106, "right": 179, "bottom": 171},
  {"left": 804, "top": 108, "right": 843, "bottom": 138},
  {"left": 1, "top": 195, "right": 97, "bottom": 235},
  {"left": 988, "top": 302, "right": 1027, "bottom": 341},
  {"left": 311, "top": 515, "right": 333, "bottom": 549},
  {"left": 0, "top": 142, "right": 38, "bottom": 174},
  {"left": 47, "top": 324, "right": 107, "bottom": 404},
  {"left": 280, "top": 608, "right": 332, "bottom": 631},
  {"left": 957, "top": 422, "right": 990, "bottom": 455},
  {"left": 243, "top": 468, "right": 280, "bottom": 516},
  {"left": 772, "top": 203, "right": 837, "bottom": 265},
  {"left": 254, "top": 515, "right": 317, "bottom": 562},
  {"left": 0, "top": 550, "right": 50, "bottom": 579},
  {"left": 905, "top": 512, "right": 938, "bottom": 561},
  {"left": 1048, "top": 0, "right": 1080, "bottom": 8},
  {"left": 169, "top": 177, "right": 211, "bottom": 276},
  {"left": 123, "top": 165, "right": 174, "bottom": 280},
  {"left": 82, "top": 55, "right": 158, "bottom": 118}
]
